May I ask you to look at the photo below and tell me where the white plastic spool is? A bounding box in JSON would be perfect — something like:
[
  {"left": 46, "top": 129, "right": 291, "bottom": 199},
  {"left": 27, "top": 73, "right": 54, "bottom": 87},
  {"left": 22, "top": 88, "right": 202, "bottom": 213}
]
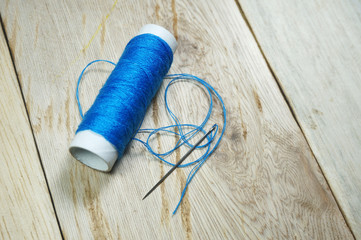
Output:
[{"left": 69, "top": 24, "right": 178, "bottom": 172}]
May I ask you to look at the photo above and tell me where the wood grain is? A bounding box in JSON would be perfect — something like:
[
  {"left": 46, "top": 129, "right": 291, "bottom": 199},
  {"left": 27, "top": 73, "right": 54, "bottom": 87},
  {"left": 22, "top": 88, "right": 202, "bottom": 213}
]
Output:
[
  {"left": 0, "top": 0, "right": 353, "bottom": 238},
  {"left": 0, "top": 24, "right": 62, "bottom": 239},
  {"left": 238, "top": 0, "right": 361, "bottom": 237}
]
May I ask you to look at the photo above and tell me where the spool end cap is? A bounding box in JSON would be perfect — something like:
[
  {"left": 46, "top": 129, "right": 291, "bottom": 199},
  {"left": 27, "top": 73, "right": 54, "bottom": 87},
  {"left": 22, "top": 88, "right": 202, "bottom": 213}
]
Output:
[
  {"left": 138, "top": 24, "right": 178, "bottom": 53},
  {"left": 69, "top": 130, "right": 118, "bottom": 172}
]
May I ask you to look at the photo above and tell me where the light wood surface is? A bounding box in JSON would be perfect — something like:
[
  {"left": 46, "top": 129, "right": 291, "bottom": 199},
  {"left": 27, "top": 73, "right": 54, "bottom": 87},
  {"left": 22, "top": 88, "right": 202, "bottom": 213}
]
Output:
[
  {"left": 0, "top": 0, "right": 354, "bottom": 239},
  {"left": 0, "top": 25, "right": 62, "bottom": 239},
  {"left": 238, "top": 0, "right": 361, "bottom": 237}
]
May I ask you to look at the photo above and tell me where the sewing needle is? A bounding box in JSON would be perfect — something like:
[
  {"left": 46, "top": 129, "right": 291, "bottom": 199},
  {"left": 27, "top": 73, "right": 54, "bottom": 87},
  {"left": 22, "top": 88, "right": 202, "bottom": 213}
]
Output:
[{"left": 142, "top": 125, "right": 216, "bottom": 200}]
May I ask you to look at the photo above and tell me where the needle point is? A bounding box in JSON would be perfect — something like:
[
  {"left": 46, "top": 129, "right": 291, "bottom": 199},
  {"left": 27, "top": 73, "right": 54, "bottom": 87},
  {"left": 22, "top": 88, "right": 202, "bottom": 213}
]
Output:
[{"left": 142, "top": 125, "right": 217, "bottom": 200}]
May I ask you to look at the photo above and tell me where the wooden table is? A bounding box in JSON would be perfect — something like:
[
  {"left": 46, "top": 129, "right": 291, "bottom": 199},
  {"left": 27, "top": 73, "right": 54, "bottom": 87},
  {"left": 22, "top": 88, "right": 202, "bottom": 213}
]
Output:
[{"left": 1, "top": 0, "right": 360, "bottom": 239}]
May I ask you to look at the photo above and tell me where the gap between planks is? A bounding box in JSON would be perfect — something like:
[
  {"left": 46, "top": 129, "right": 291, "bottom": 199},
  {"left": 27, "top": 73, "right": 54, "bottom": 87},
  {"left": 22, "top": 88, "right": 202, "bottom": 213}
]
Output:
[
  {"left": 233, "top": 1, "right": 356, "bottom": 238},
  {"left": 0, "top": 14, "right": 65, "bottom": 240}
]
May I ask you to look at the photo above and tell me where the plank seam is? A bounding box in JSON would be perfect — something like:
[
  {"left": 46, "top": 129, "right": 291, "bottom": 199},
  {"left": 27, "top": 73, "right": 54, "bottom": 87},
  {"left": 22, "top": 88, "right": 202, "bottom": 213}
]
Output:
[
  {"left": 0, "top": 14, "right": 65, "bottom": 240},
  {"left": 233, "top": 1, "right": 356, "bottom": 238}
]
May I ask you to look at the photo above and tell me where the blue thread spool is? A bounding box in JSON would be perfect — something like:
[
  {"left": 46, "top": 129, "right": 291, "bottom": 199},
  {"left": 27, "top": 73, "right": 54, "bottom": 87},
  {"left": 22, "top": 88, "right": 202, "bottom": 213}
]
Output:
[{"left": 69, "top": 25, "right": 178, "bottom": 172}]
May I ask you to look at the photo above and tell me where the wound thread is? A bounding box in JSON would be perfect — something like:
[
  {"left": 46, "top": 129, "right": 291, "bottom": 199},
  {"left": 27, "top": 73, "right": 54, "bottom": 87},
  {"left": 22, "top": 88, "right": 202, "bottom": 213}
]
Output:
[{"left": 77, "top": 34, "right": 173, "bottom": 157}]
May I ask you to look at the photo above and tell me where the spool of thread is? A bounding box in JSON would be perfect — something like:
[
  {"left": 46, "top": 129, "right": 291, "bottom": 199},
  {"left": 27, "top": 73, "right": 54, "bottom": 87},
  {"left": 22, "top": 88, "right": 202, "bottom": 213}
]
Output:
[{"left": 69, "top": 24, "right": 178, "bottom": 172}]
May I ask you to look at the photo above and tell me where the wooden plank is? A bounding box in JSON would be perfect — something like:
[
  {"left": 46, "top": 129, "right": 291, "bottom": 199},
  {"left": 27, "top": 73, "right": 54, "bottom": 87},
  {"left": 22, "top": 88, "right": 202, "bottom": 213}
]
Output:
[
  {"left": 238, "top": 0, "right": 361, "bottom": 237},
  {"left": 0, "top": 23, "right": 62, "bottom": 239},
  {"left": 0, "top": 0, "right": 353, "bottom": 239}
]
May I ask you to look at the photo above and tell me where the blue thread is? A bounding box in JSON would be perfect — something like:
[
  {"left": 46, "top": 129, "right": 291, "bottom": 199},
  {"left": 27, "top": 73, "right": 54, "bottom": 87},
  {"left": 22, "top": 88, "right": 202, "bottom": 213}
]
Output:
[
  {"left": 76, "top": 34, "right": 226, "bottom": 214},
  {"left": 77, "top": 34, "right": 173, "bottom": 157}
]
